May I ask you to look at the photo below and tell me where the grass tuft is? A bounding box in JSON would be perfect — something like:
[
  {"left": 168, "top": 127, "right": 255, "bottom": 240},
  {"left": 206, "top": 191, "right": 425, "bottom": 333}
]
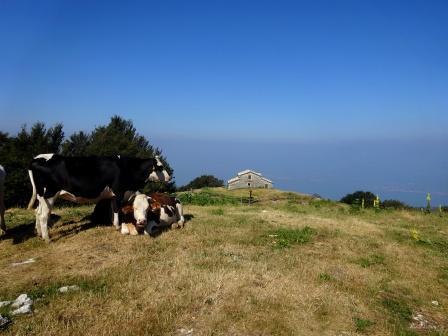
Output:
[
  {"left": 354, "top": 316, "right": 374, "bottom": 333},
  {"left": 270, "top": 226, "right": 316, "bottom": 249},
  {"left": 356, "top": 254, "right": 385, "bottom": 268}
]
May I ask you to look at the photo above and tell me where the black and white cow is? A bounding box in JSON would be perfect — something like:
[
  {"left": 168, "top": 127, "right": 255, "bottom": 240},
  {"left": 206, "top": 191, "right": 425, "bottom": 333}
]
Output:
[
  {"left": 0, "top": 164, "right": 6, "bottom": 234},
  {"left": 121, "top": 191, "right": 185, "bottom": 236},
  {"left": 28, "top": 154, "right": 170, "bottom": 242}
]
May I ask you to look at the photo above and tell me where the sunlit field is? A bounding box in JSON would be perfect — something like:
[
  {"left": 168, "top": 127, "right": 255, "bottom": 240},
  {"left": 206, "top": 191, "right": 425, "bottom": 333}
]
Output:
[{"left": 1, "top": 188, "right": 447, "bottom": 335}]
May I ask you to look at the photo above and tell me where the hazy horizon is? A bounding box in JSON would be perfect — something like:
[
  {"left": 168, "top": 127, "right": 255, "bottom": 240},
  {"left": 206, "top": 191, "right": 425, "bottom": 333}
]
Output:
[{"left": 151, "top": 135, "right": 448, "bottom": 208}]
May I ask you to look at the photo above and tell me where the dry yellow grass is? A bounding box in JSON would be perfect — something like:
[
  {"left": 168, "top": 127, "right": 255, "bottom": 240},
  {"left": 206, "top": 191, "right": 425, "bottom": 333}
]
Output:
[{"left": 0, "top": 189, "right": 447, "bottom": 335}]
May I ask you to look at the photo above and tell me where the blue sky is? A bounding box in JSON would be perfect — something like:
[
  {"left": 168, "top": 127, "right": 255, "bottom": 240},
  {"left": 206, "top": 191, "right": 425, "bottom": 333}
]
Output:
[{"left": 1, "top": 0, "right": 447, "bottom": 205}]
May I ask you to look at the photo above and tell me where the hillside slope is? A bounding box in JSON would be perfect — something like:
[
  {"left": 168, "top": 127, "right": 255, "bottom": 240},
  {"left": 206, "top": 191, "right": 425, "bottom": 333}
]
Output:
[{"left": 1, "top": 189, "right": 447, "bottom": 335}]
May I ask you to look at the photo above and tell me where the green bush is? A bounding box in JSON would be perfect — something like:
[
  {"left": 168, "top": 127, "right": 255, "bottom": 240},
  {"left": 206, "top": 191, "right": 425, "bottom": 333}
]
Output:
[
  {"left": 340, "top": 191, "right": 375, "bottom": 208},
  {"left": 177, "top": 190, "right": 240, "bottom": 206},
  {"left": 178, "top": 175, "right": 224, "bottom": 191},
  {"left": 381, "top": 199, "right": 410, "bottom": 210}
]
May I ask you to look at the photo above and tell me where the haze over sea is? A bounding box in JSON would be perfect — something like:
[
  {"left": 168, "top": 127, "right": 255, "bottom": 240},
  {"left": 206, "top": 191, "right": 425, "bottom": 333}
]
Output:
[
  {"left": 1, "top": 1, "right": 447, "bottom": 207},
  {"left": 154, "top": 136, "right": 447, "bottom": 207}
]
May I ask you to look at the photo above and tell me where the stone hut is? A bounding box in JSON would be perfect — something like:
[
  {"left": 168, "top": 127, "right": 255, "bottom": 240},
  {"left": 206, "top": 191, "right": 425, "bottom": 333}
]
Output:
[{"left": 227, "top": 170, "right": 273, "bottom": 190}]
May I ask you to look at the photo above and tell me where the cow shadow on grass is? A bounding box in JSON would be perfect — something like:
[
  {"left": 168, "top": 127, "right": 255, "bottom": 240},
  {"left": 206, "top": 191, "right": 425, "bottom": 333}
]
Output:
[
  {"left": 51, "top": 215, "right": 114, "bottom": 241},
  {"left": 2, "top": 214, "right": 61, "bottom": 244},
  {"left": 150, "top": 213, "right": 195, "bottom": 238},
  {"left": 1, "top": 213, "right": 115, "bottom": 244},
  {"left": 2, "top": 213, "right": 196, "bottom": 243}
]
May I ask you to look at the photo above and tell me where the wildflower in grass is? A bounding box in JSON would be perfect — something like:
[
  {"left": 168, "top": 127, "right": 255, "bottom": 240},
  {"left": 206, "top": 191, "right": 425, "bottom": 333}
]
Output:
[{"left": 410, "top": 228, "right": 420, "bottom": 241}]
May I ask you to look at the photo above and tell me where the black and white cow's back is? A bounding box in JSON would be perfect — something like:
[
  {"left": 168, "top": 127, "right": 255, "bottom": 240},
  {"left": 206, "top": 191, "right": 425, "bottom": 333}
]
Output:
[
  {"left": 30, "top": 155, "right": 121, "bottom": 202},
  {"left": 28, "top": 154, "right": 170, "bottom": 242}
]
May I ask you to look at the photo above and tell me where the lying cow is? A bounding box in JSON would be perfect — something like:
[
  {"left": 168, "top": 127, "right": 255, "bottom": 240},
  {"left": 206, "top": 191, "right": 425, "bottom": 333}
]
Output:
[
  {"left": 28, "top": 154, "right": 170, "bottom": 242},
  {"left": 0, "top": 165, "right": 6, "bottom": 234},
  {"left": 121, "top": 191, "right": 185, "bottom": 236}
]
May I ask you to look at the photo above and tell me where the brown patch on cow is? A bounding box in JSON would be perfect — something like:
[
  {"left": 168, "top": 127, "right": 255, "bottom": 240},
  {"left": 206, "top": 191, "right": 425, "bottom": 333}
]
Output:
[
  {"left": 121, "top": 205, "right": 133, "bottom": 215},
  {"left": 149, "top": 193, "right": 177, "bottom": 207},
  {"left": 149, "top": 200, "right": 162, "bottom": 212}
]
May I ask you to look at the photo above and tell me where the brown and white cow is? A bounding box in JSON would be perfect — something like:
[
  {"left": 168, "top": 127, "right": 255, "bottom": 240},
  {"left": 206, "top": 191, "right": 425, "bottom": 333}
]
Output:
[{"left": 120, "top": 191, "right": 185, "bottom": 236}]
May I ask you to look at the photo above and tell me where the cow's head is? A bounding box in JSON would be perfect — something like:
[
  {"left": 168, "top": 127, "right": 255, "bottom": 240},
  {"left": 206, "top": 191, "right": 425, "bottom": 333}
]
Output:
[
  {"left": 122, "top": 191, "right": 166, "bottom": 232},
  {"left": 125, "top": 192, "right": 150, "bottom": 230},
  {"left": 147, "top": 156, "right": 170, "bottom": 182}
]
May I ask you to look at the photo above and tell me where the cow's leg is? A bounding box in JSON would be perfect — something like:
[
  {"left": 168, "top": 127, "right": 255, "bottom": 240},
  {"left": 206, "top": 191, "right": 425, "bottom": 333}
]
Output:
[
  {"left": 37, "top": 196, "right": 51, "bottom": 242},
  {"left": 120, "top": 223, "right": 130, "bottom": 235},
  {"left": 38, "top": 194, "right": 58, "bottom": 243},
  {"left": 35, "top": 201, "right": 42, "bottom": 237},
  {"left": 111, "top": 197, "right": 120, "bottom": 230},
  {"left": 176, "top": 202, "right": 185, "bottom": 228},
  {"left": 128, "top": 224, "right": 139, "bottom": 236}
]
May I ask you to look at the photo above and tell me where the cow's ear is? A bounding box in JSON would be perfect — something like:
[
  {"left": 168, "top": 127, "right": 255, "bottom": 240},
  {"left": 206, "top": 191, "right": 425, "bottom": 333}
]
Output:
[
  {"left": 121, "top": 205, "right": 133, "bottom": 215},
  {"left": 146, "top": 196, "right": 153, "bottom": 201},
  {"left": 123, "top": 191, "right": 136, "bottom": 203}
]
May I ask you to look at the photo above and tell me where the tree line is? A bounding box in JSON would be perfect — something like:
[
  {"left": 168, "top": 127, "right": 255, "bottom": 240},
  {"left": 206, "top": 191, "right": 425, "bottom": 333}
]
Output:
[{"left": 0, "top": 116, "right": 177, "bottom": 207}]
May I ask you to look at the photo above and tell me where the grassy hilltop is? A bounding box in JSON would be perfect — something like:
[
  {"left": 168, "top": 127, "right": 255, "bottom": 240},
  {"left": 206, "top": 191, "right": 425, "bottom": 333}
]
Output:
[{"left": 0, "top": 188, "right": 447, "bottom": 335}]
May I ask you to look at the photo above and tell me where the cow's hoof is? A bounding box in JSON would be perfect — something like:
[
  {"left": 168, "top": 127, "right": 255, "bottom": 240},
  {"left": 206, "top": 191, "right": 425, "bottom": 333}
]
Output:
[{"left": 120, "top": 224, "right": 130, "bottom": 235}]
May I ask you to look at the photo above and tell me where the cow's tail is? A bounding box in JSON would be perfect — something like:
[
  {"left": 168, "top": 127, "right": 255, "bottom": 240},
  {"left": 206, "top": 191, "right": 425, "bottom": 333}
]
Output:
[{"left": 27, "top": 169, "right": 37, "bottom": 210}]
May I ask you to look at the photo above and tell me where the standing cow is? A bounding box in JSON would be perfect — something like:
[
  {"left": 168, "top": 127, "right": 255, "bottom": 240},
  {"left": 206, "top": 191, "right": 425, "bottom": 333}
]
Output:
[
  {"left": 121, "top": 191, "right": 185, "bottom": 236},
  {"left": 28, "top": 154, "right": 170, "bottom": 242},
  {"left": 0, "top": 165, "right": 6, "bottom": 234}
]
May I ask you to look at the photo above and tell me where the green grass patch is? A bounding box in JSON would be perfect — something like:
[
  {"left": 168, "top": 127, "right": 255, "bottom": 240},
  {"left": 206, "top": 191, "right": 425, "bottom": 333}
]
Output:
[
  {"left": 353, "top": 317, "right": 374, "bottom": 333},
  {"left": 28, "top": 277, "right": 108, "bottom": 302},
  {"left": 355, "top": 254, "right": 385, "bottom": 268},
  {"left": 270, "top": 226, "right": 316, "bottom": 249},
  {"left": 381, "top": 295, "right": 416, "bottom": 335},
  {"left": 318, "top": 273, "right": 333, "bottom": 282},
  {"left": 210, "top": 208, "right": 225, "bottom": 216},
  {"left": 177, "top": 190, "right": 241, "bottom": 206},
  {"left": 281, "top": 203, "right": 308, "bottom": 214},
  {"left": 415, "top": 237, "right": 448, "bottom": 256},
  {"left": 438, "top": 266, "right": 448, "bottom": 283},
  {"left": 4, "top": 209, "right": 35, "bottom": 230}
]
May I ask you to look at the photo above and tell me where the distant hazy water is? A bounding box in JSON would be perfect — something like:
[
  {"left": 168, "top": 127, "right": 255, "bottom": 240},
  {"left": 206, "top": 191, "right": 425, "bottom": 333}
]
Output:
[{"left": 154, "top": 137, "right": 448, "bottom": 207}]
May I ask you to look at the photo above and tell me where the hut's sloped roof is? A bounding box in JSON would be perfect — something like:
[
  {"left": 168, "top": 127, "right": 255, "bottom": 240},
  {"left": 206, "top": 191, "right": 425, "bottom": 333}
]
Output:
[{"left": 228, "top": 169, "right": 273, "bottom": 184}]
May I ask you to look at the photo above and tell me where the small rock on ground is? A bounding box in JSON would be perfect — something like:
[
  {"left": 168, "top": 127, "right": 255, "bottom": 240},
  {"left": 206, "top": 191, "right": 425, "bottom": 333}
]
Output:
[
  {"left": 178, "top": 328, "right": 194, "bottom": 336},
  {"left": 11, "top": 258, "right": 36, "bottom": 266},
  {"left": 58, "top": 285, "right": 80, "bottom": 293},
  {"left": 11, "top": 294, "right": 32, "bottom": 309},
  {"left": 11, "top": 303, "right": 32, "bottom": 315}
]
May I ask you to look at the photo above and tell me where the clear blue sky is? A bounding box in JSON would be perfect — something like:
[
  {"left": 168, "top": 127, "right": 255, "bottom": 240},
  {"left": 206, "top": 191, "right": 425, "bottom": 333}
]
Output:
[{"left": 1, "top": 0, "right": 447, "bottom": 205}]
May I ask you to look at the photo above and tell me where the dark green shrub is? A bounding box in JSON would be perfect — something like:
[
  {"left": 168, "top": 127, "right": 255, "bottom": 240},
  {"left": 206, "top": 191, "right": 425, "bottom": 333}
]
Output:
[
  {"left": 340, "top": 191, "right": 376, "bottom": 208},
  {"left": 381, "top": 199, "right": 410, "bottom": 210},
  {"left": 178, "top": 175, "right": 224, "bottom": 191}
]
